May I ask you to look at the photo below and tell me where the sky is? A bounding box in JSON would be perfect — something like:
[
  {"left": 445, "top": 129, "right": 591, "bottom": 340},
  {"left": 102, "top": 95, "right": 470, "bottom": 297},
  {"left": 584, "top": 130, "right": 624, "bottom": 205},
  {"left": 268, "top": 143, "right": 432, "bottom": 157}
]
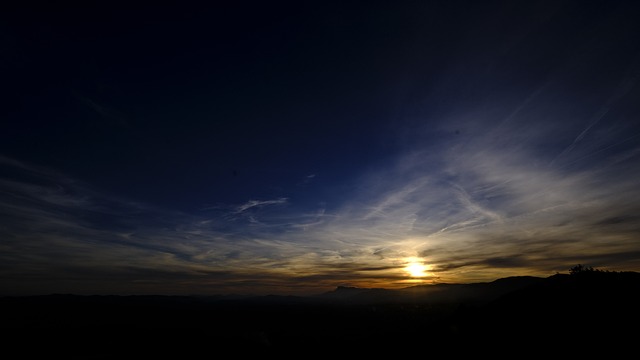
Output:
[{"left": 1, "top": 0, "right": 640, "bottom": 296}]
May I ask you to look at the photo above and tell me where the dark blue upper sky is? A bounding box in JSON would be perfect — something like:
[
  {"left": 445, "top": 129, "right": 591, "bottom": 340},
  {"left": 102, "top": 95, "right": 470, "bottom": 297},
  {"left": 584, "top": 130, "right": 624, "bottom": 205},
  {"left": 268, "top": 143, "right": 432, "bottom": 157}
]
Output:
[
  {"left": 5, "top": 1, "right": 426, "bottom": 210},
  {"left": 2, "top": 0, "right": 640, "bottom": 296}
]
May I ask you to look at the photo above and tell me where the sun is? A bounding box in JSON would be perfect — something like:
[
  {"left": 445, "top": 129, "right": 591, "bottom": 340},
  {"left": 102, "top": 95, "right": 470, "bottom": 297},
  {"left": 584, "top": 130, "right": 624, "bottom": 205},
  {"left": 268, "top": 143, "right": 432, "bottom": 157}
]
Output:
[{"left": 405, "top": 259, "right": 430, "bottom": 278}]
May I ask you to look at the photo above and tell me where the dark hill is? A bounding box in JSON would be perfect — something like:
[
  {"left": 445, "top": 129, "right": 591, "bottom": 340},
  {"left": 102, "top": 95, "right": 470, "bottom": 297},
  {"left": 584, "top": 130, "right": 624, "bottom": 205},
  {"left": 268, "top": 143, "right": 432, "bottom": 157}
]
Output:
[
  {"left": 450, "top": 270, "right": 640, "bottom": 356},
  {"left": 2, "top": 270, "right": 638, "bottom": 357},
  {"left": 317, "top": 276, "right": 545, "bottom": 304}
]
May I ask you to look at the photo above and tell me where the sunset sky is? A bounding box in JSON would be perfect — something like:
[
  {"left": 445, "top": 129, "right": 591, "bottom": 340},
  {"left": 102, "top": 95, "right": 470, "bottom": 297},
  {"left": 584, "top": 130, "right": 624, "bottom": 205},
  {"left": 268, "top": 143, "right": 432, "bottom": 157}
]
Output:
[{"left": 1, "top": 0, "right": 640, "bottom": 296}]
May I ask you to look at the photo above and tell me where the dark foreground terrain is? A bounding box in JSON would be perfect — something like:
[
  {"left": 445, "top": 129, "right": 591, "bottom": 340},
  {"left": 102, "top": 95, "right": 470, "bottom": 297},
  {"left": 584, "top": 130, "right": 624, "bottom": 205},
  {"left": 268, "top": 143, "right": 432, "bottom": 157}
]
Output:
[{"left": 2, "top": 269, "right": 639, "bottom": 357}]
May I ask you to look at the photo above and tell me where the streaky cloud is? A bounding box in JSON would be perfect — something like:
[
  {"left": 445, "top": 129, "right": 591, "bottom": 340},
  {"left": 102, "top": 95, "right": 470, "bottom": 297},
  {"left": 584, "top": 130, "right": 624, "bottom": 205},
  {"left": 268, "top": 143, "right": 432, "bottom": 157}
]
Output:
[{"left": 234, "top": 197, "right": 288, "bottom": 214}]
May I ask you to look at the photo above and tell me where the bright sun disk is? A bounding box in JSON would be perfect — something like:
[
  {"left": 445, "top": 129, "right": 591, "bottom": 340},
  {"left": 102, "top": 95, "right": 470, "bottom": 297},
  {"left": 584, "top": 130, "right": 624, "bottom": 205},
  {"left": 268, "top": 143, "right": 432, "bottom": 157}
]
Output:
[{"left": 405, "top": 260, "right": 429, "bottom": 278}]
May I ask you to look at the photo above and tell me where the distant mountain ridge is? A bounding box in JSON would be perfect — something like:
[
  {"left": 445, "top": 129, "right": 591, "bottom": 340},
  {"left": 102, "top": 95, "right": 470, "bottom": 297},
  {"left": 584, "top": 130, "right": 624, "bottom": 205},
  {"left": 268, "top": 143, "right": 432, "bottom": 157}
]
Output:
[
  {"left": 3, "top": 271, "right": 638, "bottom": 305},
  {"left": 316, "top": 275, "right": 545, "bottom": 304},
  {"left": 2, "top": 270, "right": 640, "bottom": 356},
  {"left": 453, "top": 270, "right": 640, "bottom": 353}
]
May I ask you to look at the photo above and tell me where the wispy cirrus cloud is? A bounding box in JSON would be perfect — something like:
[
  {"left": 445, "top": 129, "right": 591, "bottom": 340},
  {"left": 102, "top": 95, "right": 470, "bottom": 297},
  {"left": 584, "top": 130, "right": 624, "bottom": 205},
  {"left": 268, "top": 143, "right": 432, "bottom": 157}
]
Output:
[
  {"left": 2, "top": 117, "right": 640, "bottom": 296},
  {"left": 234, "top": 197, "right": 288, "bottom": 214},
  {"left": 1, "top": 37, "right": 640, "bottom": 296}
]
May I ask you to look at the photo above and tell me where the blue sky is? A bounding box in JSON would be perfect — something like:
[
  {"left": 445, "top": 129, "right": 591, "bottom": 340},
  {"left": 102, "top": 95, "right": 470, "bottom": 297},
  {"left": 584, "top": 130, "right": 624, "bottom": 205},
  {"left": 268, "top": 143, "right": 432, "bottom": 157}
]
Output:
[{"left": 1, "top": 0, "right": 640, "bottom": 296}]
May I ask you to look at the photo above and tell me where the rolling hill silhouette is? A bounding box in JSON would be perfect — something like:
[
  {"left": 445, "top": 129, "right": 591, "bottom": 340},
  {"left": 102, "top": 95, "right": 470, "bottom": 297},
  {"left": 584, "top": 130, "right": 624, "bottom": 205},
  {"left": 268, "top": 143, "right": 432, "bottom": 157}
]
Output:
[
  {"left": 318, "top": 275, "right": 545, "bottom": 304},
  {"left": 2, "top": 268, "right": 638, "bottom": 357}
]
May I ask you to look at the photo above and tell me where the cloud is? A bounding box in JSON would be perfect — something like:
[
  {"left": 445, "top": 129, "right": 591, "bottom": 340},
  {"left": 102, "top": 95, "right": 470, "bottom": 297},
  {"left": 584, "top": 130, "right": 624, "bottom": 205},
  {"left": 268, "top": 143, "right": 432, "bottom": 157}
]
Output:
[
  {"left": 74, "top": 93, "right": 130, "bottom": 129},
  {"left": 234, "top": 198, "right": 288, "bottom": 214},
  {"left": 298, "top": 174, "right": 317, "bottom": 186},
  {"left": 2, "top": 114, "right": 640, "bottom": 296},
  {"left": 1, "top": 50, "right": 640, "bottom": 295},
  {"left": 0, "top": 157, "right": 359, "bottom": 295}
]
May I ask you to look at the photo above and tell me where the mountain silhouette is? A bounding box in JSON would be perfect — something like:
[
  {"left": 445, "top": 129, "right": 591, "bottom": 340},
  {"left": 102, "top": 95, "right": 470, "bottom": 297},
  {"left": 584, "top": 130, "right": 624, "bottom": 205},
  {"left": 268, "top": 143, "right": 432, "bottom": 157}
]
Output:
[
  {"left": 449, "top": 270, "right": 640, "bottom": 356},
  {"left": 318, "top": 275, "right": 545, "bottom": 304},
  {"left": 2, "top": 269, "right": 638, "bottom": 357}
]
